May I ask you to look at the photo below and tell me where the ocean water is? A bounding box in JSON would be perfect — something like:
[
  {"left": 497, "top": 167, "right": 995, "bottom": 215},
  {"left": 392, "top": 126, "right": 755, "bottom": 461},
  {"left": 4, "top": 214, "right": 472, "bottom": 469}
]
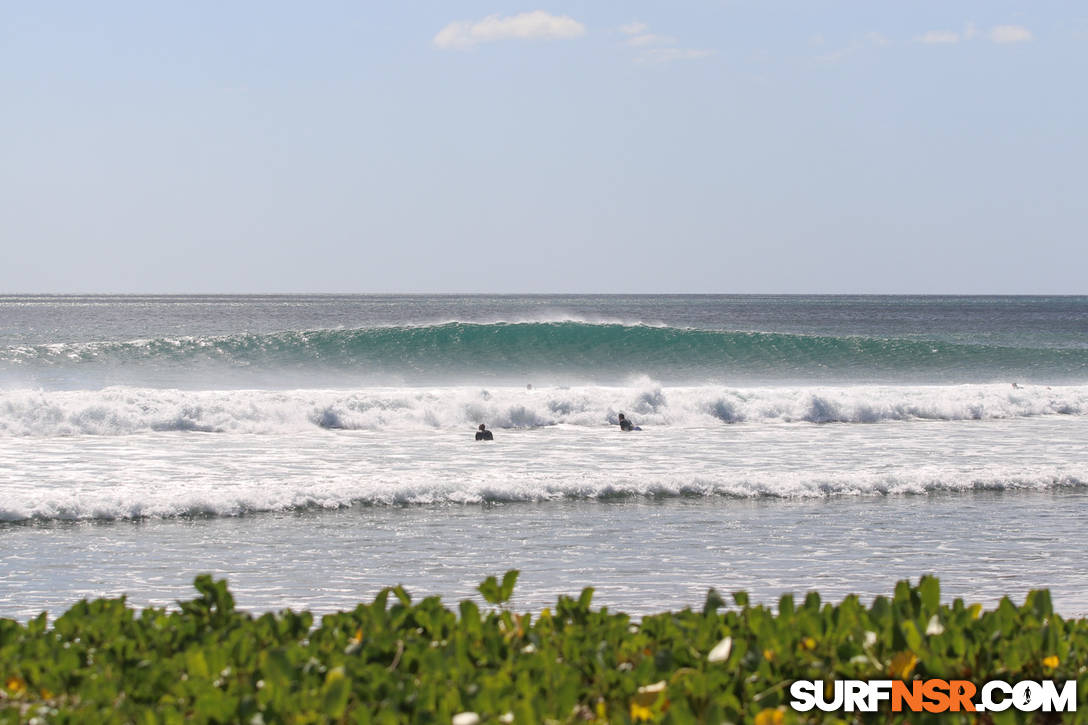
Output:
[{"left": 2, "top": 295, "right": 1087, "bottom": 619}]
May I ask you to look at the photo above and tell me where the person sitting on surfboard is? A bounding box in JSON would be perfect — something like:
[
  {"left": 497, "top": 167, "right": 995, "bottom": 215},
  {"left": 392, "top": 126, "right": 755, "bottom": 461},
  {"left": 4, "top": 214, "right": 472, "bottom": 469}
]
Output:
[
  {"left": 475, "top": 423, "right": 494, "bottom": 441},
  {"left": 618, "top": 413, "right": 634, "bottom": 432}
]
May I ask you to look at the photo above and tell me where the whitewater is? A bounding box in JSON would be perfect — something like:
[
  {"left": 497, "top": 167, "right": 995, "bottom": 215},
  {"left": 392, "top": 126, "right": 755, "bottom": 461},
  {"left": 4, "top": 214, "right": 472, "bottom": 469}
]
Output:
[
  {"left": 3, "top": 382, "right": 1087, "bottom": 437},
  {"left": 2, "top": 295, "right": 1087, "bottom": 618}
]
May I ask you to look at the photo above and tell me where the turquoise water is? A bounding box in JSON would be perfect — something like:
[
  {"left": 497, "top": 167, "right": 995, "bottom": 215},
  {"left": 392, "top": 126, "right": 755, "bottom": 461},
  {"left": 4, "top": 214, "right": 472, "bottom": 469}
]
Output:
[
  {"left": 1, "top": 295, "right": 1086, "bottom": 618},
  {"left": 8, "top": 321, "right": 1088, "bottom": 389},
  {"left": 4, "top": 295, "right": 1088, "bottom": 389}
]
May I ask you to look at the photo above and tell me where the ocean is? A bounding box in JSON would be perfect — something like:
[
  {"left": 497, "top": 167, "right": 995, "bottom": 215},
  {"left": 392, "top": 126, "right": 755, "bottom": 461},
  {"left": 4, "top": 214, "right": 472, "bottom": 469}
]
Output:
[{"left": 2, "top": 295, "right": 1087, "bottom": 619}]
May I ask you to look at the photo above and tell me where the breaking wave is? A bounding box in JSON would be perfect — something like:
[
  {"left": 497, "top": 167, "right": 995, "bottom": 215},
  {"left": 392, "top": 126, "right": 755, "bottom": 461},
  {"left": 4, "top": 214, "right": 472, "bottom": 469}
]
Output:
[
  {"left": 2, "top": 470, "right": 1083, "bottom": 521},
  {"left": 4, "top": 321, "right": 1088, "bottom": 384},
  {"left": 2, "top": 382, "right": 1087, "bottom": 436}
]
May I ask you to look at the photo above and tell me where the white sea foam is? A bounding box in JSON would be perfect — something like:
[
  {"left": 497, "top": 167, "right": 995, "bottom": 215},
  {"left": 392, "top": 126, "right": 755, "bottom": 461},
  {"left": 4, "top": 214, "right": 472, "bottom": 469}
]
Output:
[
  {"left": 1, "top": 382, "right": 1086, "bottom": 436},
  {"left": 4, "top": 385, "right": 1087, "bottom": 522},
  {"left": 0, "top": 467, "right": 1082, "bottom": 521}
]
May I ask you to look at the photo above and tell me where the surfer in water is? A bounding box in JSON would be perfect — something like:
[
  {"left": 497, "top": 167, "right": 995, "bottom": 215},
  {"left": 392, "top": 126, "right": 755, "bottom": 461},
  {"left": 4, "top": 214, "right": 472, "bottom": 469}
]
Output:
[
  {"left": 618, "top": 413, "right": 634, "bottom": 432},
  {"left": 475, "top": 423, "right": 494, "bottom": 441}
]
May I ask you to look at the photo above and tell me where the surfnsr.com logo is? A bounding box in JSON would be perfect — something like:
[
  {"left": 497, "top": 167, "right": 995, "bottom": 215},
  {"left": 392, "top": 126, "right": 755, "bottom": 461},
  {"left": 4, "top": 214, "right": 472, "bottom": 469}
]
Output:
[{"left": 789, "top": 679, "right": 1077, "bottom": 713}]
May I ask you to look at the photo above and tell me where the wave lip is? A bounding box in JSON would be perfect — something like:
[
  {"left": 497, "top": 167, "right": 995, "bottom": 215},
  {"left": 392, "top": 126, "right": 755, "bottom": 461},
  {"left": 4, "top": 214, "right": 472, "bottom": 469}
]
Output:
[{"left": 2, "top": 383, "right": 1087, "bottom": 437}]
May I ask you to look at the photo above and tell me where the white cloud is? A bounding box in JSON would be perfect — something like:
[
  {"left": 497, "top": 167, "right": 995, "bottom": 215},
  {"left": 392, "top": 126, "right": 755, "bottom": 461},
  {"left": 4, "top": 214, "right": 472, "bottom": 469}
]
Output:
[
  {"left": 915, "top": 22, "right": 1034, "bottom": 46},
  {"left": 618, "top": 21, "right": 672, "bottom": 47},
  {"left": 434, "top": 11, "right": 586, "bottom": 50},
  {"left": 915, "top": 30, "right": 960, "bottom": 44},
  {"left": 990, "top": 25, "right": 1033, "bottom": 43},
  {"left": 865, "top": 32, "right": 890, "bottom": 47},
  {"left": 618, "top": 20, "right": 712, "bottom": 64}
]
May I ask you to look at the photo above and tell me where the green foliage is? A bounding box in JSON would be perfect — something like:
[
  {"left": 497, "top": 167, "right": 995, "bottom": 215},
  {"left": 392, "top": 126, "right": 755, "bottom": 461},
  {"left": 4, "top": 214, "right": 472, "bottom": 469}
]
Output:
[
  {"left": 478, "top": 570, "right": 520, "bottom": 606},
  {"left": 0, "top": 572, "right": 1085, "bottom": 723}
]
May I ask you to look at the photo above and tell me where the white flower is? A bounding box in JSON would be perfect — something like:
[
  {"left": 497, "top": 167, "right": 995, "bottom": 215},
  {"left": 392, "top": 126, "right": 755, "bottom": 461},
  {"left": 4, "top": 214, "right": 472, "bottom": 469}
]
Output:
[
  {"left": 707, "top": 636, "right": 732, "bottom": 663},
  {"left": 638, "top": 680, "right": 666, "bottom": 694},
  {"left": 863, "top": 631, "right": 878, "bottom": 648},
  {"left": 925, "top": 615, "right": 944, "bottom": 636},
  {"left": 452, "top": 714, "right": 480, "bottom": 725},
  {"left": 498, "top": 714, "right": 514, "bottom": 724}
]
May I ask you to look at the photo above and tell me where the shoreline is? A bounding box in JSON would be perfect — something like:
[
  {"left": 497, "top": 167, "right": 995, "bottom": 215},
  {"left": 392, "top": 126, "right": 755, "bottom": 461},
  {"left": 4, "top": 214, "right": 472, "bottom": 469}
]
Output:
[{"left": 4, "top": 491, "right": 1087, "bottom": 622}]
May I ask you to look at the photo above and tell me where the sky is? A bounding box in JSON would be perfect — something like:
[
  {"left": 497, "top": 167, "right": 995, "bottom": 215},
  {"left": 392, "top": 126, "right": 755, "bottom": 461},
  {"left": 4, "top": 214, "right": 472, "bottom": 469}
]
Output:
[{"left": 2, "top": 1, "right": 1086, "bottom": 293}]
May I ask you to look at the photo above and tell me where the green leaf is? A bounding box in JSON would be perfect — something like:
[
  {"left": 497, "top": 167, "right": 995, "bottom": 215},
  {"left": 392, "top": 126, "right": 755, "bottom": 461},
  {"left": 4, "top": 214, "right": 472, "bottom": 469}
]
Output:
[
  {"left": 478, "top": 576, "right": 502, "bottom": 605},
  {"left": 391, "top": 585, "right": 412, "bottom": 607},
  {"left": 919, "top": 576, "right": 940, "bottom": 614},
  {"left": 185, "top": 649, "right": 209, "bottom": 679},
  {"left": 499, "top": 570, "right": 520, "bottom": 603},
  {"left": 702, "top": 588, "right": 725, "bottom": 616},
  {"left": 459, "top": 600, "right": 481, "bottom": 632},
  {"left": 1027, "top": 589, "right": 1053, "bottom": 620},
  {"left": 323, "top": 667, "right": 351, "bottom": 718},
  {"left": 893, "top": 580, "right": 916, "bottom": 617},
  {"left": 260, "top": 647, "right": 294, "bottom": 686},
  {"left": 900, "top": 620, "right": 923, "bottom": 653},
  {"left": 577, "top": 587, "right": 594, "bottom": 610}
]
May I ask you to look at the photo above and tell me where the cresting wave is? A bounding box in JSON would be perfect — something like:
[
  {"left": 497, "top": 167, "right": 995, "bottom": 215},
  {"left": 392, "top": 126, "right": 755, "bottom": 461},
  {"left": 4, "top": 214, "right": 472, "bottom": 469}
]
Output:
[
  {"left": 1, "top": 471, "right": 1084, "bottom": 521},
  {"left": 2, "top": 382, "right": 1087, "bottom": 436},
  {"left": 4, "top": 321, "right": 1088, "bottom": 382}
]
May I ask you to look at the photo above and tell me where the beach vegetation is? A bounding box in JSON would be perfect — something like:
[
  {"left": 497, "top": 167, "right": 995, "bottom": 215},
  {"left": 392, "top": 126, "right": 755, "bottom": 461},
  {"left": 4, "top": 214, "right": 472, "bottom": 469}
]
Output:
[{"left": 0, "top": 573, "right": 1085, "bottom": 723}]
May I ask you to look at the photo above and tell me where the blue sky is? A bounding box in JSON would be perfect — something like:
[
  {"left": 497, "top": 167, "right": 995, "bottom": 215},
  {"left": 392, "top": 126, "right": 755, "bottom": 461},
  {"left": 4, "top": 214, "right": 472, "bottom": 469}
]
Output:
[{"left": 3, "top": 1, "right": 1085, "bottom": 293}]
